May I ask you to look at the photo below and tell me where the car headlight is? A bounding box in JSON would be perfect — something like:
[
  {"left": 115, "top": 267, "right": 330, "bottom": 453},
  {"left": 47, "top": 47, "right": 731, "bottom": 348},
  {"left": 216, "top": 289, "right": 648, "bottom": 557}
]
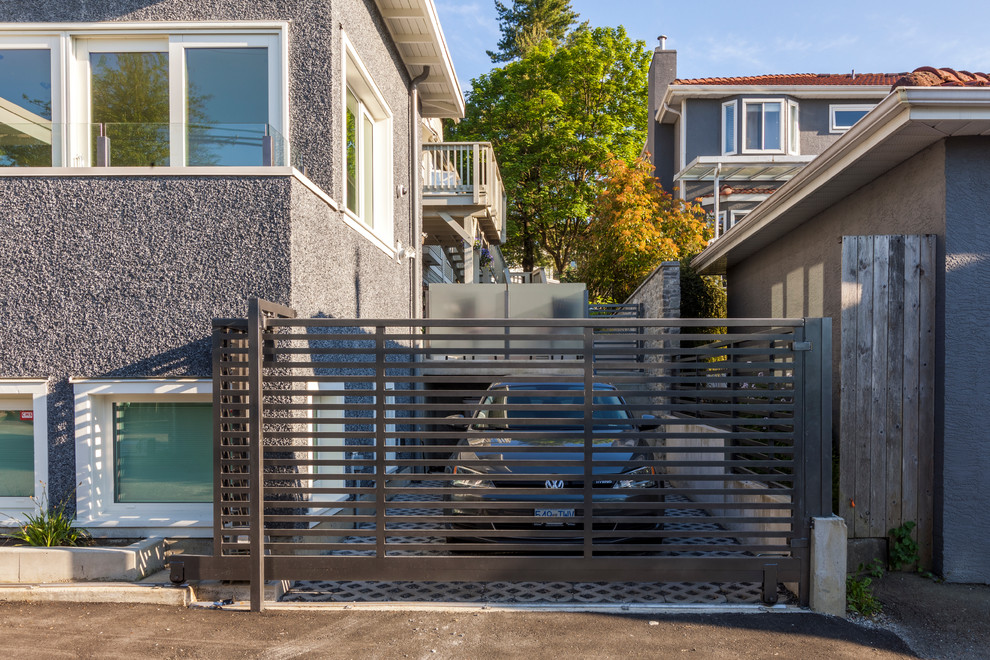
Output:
[
  {"left": 450, "top": 465, "right": 495, "bottom": 489},
  {"left": 613, "top": 465, "right": 656, "bottom": 489}
]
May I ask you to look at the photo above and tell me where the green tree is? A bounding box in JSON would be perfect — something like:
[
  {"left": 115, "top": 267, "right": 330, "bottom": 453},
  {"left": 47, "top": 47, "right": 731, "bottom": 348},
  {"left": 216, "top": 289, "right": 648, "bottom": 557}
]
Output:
[
  {"left": 488, "top": 0, "right": 581, "bottom": 63},
  {"left": 577, "top": 156, "right": 712, "bottom": 303},
  {"left": 451, "top": 26, "right": 650, "bottom": 274}
]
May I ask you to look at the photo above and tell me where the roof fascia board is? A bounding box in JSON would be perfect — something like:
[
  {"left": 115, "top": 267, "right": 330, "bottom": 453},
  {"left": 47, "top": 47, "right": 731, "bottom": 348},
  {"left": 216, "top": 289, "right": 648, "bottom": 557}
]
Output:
[{"left": 667, "top": 85, "right": 891, "bottom": 100}]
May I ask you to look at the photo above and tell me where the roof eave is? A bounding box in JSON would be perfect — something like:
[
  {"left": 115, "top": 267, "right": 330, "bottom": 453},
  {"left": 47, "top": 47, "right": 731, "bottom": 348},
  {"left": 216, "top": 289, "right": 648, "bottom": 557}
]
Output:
[{"left": 374, "top": 0, "right": 465, "bottom": 119}]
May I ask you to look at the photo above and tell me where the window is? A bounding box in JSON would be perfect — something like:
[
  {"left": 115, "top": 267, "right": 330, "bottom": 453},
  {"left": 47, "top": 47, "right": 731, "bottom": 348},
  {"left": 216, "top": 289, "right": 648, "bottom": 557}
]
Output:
[
  {"left": 830, "top": 104, "right": 874, "bottom": 133},
  {"left": 787, "top": 100, "right": 800, "bottom": 155},
  {"left": 742, "top": 99, "right": 785, "bottom": 153},
  {"left": 73, "top": 34, "right": 282, "bottom": 167},
  {"left": 74, "top": 379, "right": 213, "bottom": 536},
  {"left": 721, "top": 100, "right": 736, "bottom": 155},
  {"left": 0, "top": 37, "right": 61, "bottom": 166},
  {"left": 342, "top": 34, "right": 393, "bottom": 241},
  {"left": 1, "top": 26, "right": 286, "bottom": 169},
  {"left": 714, "top": 210, "right": 750, "bottom": 238},
  {"left": 0, "top": 381, "right": 48, "bottom": 523}
]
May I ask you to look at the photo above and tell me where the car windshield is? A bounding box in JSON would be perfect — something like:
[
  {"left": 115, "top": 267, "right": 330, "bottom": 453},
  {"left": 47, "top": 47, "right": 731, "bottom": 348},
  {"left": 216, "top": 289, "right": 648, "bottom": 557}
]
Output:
[{"left": 474, "top": 387, "right": 632, "bottom": 430}]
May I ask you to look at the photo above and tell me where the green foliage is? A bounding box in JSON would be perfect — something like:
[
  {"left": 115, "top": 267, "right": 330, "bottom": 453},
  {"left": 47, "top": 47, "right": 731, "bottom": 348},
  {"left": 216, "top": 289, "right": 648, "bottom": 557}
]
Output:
[
  {"left": 449, "top": 25, "right": 650, "bottom": 274},
  {"left": 576, "top": 157, "right": 711, "bottom": 302},
  {"left": 488, "top": 0, "right": 582, "bottom": 62},
  {"left": 888, "top": 521, "right": 919, "bottom": 571},
  {"left": 680, "top": 256, "right": 726, "bottom": 320},
  {"left": 2, "top": 483, "right": 91, "bottom": 547},
  {"left": 847, "top": 559, "right": 885, "bottom": 617}
]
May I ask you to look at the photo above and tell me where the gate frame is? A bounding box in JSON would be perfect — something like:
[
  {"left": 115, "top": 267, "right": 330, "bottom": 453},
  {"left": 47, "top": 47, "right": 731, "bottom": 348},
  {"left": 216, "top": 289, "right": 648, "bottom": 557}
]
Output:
[{"left": 170, "top": 299, "right": 831, "bottom": 612}]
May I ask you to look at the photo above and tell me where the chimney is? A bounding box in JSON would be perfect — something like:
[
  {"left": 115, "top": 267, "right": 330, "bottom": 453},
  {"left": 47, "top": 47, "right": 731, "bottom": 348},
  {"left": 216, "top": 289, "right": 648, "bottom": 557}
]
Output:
[{"left": 646, "top": 35, "right": 677, "bottom": 171}]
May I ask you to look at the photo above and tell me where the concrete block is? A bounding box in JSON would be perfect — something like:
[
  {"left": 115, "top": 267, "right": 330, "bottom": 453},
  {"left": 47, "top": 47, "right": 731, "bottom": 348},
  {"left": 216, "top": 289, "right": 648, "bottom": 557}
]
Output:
[
  {"left": 810, "top": 515, "right": 848, "bottom": 617},
  {"left": 0, "top": 538, "right": 166, "bottom": 583}
]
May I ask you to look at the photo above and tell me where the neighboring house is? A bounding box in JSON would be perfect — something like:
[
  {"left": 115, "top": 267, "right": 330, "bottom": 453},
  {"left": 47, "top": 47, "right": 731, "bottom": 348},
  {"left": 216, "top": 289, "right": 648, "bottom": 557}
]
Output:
[
  {"left": 692, "top": 68, "right": 990, "bottom": 584},
  {"left": 644, "top": 41, "right": 899, "bottom": 238},
  {"left": 0, "top": 0, "right": 472, "bottom": 538}
]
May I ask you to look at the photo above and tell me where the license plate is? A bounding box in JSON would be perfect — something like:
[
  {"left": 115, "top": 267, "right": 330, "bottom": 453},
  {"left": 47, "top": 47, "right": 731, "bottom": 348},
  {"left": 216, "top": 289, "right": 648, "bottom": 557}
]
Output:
[{"left": 535, "top": 508, "right": 574, "bottom": 518}]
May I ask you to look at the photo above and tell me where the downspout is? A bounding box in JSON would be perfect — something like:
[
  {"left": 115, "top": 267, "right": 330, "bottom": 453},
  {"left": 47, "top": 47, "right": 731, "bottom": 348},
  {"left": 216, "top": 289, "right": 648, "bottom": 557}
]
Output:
[{"left": 409, "top": 66, "right": 431, "bottom": 320}]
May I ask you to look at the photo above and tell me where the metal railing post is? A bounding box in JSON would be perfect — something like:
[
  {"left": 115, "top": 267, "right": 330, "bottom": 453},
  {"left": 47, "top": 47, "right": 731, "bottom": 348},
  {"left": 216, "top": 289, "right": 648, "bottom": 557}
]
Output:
[
  {"left": 583, "top": 325, "right": 595, "bottom": 558},
  {"left": 247, "top": 298, "right": 266, "bottom": 612},
  {"left": 262, "top": 127, "right": 274, "bottom": 167},
  {"left": 96, "top": 124, "right": 110, "bottom": 167}
]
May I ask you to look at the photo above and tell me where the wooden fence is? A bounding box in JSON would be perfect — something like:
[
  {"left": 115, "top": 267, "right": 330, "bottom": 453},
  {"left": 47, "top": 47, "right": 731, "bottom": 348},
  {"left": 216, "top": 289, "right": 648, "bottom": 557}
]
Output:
[{"left": 840, "top": 234, "right": 936, "bottom": 566}]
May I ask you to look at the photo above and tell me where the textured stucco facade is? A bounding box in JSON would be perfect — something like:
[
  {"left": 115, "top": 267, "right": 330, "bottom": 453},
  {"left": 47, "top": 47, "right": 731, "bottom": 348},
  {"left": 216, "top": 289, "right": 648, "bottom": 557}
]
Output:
[
  {"left": 723, "top": 136, "right": 990, "bottom": 583},
  {"left": 0, "top": 0, "right": 420, "bottom": 525}
]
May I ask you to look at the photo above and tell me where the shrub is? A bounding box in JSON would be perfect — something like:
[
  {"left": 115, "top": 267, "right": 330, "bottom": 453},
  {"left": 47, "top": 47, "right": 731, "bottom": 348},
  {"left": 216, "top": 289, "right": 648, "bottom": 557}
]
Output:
[{"left": 2, "top": 483, "right": 91, "bottom": 547}]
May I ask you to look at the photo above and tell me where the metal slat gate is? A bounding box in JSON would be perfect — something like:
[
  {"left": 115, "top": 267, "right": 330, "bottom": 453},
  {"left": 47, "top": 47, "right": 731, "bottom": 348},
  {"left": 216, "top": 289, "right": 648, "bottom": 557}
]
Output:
[{"left": 171, "top": 298, "right": 831, "bottom": 612}]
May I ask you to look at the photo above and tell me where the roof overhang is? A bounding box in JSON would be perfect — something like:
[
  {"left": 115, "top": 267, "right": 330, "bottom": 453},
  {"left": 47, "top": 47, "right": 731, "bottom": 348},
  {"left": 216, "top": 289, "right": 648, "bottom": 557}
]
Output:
[
  {"left": 676, "top": 155, "right": 815, "bottom": 182},
  {"left": 374, "top": 0, "right": 465, "bottom": 118},
  {"left": 692, "top": 87, "right": 990, "bottom": 275}
]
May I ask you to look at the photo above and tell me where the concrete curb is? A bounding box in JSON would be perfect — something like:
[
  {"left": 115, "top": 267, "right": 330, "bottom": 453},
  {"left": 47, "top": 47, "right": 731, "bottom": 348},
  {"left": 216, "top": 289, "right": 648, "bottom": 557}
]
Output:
[{"left": 0, "top": 581, "right": 193, "bottom": 605}]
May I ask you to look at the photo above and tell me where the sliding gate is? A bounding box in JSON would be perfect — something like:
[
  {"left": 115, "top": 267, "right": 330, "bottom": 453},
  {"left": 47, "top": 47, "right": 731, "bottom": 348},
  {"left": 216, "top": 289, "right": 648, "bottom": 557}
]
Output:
[{"left": 171, "top": 299, "right": 831, "bottom": 611}]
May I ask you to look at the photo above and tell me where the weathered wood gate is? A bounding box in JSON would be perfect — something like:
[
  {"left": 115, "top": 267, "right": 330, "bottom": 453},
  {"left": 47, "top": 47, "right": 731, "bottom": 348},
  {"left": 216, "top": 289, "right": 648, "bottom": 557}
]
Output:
[
  {"left": 840, "top": 235, "right": 936, "bottom": 566},
  {"left": 170, "top": 298, "right": 832, "bottom": 611}
]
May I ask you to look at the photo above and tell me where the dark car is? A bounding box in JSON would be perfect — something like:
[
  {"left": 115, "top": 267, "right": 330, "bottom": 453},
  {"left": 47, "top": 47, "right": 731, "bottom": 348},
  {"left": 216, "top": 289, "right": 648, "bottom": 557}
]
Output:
[{"left": 443, "top": 382, "right": 663, "bottom": 546}]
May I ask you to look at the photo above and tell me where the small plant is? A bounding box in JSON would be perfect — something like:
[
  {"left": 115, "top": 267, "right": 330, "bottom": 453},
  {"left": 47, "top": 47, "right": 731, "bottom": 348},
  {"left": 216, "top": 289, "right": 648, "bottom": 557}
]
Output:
[
  {"left": 888, "top": 521, "right": 919, "bottom": 571},
  {"left": 2, "top": 482, "right": 91, "bottom": 547},
  {"left": 846, "top": 559, "right": 885, "bottom": 617},
  {"left": 846, "top": 571, "right": 883, "bottom": 617}
]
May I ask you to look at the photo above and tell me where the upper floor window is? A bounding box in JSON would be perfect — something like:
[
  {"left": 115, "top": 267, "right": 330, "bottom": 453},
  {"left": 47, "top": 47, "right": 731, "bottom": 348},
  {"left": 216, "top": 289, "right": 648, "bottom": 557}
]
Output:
[
  {"left": 723, "top": 98, "right": 799, "bottom": 156},
  {"left": 830, "top": 104, "right": 874, "bottom": 133},
  {"left": 721, "top": 101, "right": 736, "bottom": 155},
  {"left": 0, "top": 26, "right": 286, "bottom": 168},
  {"left": 342, "top": 34, "right": 393, "bottom": 242},
  {"left": 743, "top": 99, "right": 784, "bottom": 153}
]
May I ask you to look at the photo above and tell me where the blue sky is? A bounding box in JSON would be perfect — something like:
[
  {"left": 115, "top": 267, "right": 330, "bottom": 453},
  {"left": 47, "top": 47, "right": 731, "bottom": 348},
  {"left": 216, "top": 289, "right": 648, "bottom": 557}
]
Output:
[{"left": 436, "top": 0, "right": 990, "bottom": 92}]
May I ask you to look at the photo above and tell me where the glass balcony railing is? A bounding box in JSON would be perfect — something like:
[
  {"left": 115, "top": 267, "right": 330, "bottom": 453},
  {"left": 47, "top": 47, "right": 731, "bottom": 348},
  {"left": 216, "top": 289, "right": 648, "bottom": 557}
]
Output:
[{"left": 0, "top": 123, "right": 297, "bottom": 168}]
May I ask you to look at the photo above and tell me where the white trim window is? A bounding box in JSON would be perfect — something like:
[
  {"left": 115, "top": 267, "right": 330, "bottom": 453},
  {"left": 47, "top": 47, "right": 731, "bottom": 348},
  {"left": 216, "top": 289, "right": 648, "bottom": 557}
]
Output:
[
  {"left": 0, "top": 36, "right": 63, "bottom": 166},
  {"left": 0, "top": 380, "right": 48, "bottom": 524},
  {"left": 342, "top": 33, "right": 394, "bottom": 245},
  {"left": 742, "top": 99, "right": 786, "bottom": 153},
  {"left": 74, "top": 379, "right": 212, "bottom": 537},
  {"left": 721, "top": 100, "right": 737, "bottom": 155},
  {"left": 0, "top": 24, "right": 287, "bottom": 169},
  {"left": 830, "top": 104, "right": 874, "bottom": 133},
  {"left": 787, "top": 100, "right": 800, "bottom": 155},
  {"left": 715, "top": 210, "right": 750, "bottom": 238}
]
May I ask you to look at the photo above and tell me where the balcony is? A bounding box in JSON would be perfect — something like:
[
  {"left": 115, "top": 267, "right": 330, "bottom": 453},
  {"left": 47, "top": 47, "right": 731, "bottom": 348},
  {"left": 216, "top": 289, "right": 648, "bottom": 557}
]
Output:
[
  {"left": 0, "top": 121, "right": 293, "bottom": 168},
  {"left": 422, "top": 142, "right": 506, "bottom": 247}
]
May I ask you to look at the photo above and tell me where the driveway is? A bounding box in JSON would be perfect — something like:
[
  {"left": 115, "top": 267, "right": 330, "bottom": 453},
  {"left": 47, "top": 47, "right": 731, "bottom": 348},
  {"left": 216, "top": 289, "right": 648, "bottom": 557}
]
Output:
[{"left": 0, "top": 602, "right": 912, "bottom": 659}]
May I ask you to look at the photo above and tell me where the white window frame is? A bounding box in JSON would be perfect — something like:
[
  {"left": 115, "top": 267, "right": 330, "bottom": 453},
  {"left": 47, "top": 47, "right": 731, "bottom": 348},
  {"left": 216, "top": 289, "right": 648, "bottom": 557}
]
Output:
[
  {"left": 0, "top": 380, "right": 48, "bottom": 525},
  {"left": 341, "top": 32, "right": 394, "bottom": 250},
  {"left": 73, "top": 378, "right": 212, "bottom": 537},
  {"left": 829, "top": 104, "right": 875, "bottom": 133},
  {"left": 70, "top": 33, "right": 283, "bottom": 167},
  {"left": 0, "top": 36, "right": 65, "bottom": 166},
  {"left": 741, "top": 98, "right": 786, "bottom": 154},
  {"left": 730, "top": 209, "right": 749, "bottom": 227},
  {"left": 721, "top": 100, "right": 737, "bottom": 156},
  {"left": 787, "top": 100, "right": 800, "bottom": 155}
]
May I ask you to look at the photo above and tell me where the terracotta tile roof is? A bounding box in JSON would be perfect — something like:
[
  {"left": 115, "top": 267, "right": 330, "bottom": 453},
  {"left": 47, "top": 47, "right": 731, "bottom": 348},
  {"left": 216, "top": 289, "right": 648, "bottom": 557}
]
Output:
[
  {"left": 719, "top": 185, "right": 777, "bottom": 196},
  {"left": 674, "top": 72, "right": 903, "bottom": 86},
  {"left": 891, "top": 67, "right": 990, "bottom": 89}
]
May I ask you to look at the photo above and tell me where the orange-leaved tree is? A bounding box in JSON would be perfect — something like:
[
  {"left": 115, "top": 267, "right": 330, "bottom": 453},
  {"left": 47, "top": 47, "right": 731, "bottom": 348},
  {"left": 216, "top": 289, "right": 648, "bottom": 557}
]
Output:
[{"left": 577, "top": 156, "right": 711, "bottom": 303}]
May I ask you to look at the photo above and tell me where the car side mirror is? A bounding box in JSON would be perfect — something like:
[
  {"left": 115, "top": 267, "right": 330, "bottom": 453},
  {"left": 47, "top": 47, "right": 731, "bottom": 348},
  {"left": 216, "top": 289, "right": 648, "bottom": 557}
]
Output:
[{"left": 639, "top": 414, "right": 659, "bottom": 431}]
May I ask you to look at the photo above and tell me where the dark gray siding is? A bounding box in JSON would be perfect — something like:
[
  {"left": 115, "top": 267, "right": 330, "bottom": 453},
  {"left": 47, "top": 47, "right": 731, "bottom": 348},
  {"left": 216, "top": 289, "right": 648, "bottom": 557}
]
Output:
[
  {"left": 684, "top": 98, "right": 721, "bottom": 164},
  {"left": 940, "top": 136, "right": 990, "bottom": 583}
]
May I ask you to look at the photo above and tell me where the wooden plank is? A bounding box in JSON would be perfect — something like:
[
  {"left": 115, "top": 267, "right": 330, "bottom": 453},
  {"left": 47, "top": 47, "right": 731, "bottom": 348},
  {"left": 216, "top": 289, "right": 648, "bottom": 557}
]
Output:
[
  {"left": 854, "top": 236, "right": 874, "bottom": 537},
  {"left": 917, "top": 234, "right": 937, "bottom": 568},
  {"left": 869, "top": 235, "right": 889, "bottom": 538},
  {"left": 885, "top": 235, "right": 905, "bottom": 531},
  {"left": 839, "top": 237, "right": 860, "bottom": 528},
  {"left": 901, "top": 236, "right": 922, "bottom": 537}
]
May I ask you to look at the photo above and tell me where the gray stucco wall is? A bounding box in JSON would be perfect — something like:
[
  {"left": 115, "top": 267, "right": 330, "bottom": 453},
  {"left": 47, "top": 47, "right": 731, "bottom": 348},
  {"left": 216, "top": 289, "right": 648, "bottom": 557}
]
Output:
[
  {"left": 940, "top": 136, "right": 990, "bottom": 583},
  {"left": 0, "top": 1, "right": 418, "bottom": 515}
]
